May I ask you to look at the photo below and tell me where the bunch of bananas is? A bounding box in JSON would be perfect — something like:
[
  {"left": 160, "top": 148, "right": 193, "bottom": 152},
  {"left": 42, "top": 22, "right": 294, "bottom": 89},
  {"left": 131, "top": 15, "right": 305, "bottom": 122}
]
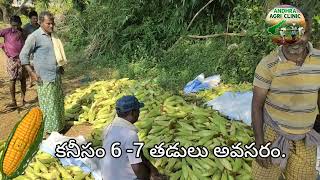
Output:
[
  {"left": 64, "top": 78, "right": 255, "bottom": 179},
  {"left": 12, "top": 151, "right": 94, "bottom": 180}
]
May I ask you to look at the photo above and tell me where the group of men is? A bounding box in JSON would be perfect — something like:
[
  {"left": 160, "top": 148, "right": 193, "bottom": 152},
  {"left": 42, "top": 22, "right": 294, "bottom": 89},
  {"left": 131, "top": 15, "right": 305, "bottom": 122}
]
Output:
[
  {"left": 1, "top": 10, "right": 166, "bottom": 180},
  {"left": 1, "top": 11, "right": 38, "bottom": 110},
  {"left": 1, "top": 10, "right": 66, "bottom": 137}
]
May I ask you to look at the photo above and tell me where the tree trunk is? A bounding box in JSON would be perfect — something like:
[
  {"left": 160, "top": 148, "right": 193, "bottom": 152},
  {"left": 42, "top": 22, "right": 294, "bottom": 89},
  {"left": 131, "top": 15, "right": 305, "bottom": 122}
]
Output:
[
  {"left": 0, "top": 4, "right": 10, "bottom": 23},
  {"left": 264, "top": 0, "right": 280, "bottom": 13}
]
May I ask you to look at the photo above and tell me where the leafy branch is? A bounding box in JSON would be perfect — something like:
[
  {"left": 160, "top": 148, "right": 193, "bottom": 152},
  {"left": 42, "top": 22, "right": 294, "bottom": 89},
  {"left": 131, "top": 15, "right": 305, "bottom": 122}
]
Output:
[
  {"left": 187, "top": 0, "right": 214, "bottom": 30},
  {"left": 187, "top": 32, "right": 246, "bottom": 39}
]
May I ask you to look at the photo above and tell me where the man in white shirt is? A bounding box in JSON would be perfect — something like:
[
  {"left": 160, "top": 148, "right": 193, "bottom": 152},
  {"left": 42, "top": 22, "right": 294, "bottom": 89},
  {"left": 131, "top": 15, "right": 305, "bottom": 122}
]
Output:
[{"left": 101, "top": 95, "right": 166, "bottom": 180}]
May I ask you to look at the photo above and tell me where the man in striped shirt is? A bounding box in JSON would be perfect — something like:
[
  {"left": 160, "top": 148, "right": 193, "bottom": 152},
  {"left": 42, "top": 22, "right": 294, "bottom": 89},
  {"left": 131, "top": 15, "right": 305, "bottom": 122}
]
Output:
[{"left": 251, "top": 11, "right": 320, "bottom": 180}]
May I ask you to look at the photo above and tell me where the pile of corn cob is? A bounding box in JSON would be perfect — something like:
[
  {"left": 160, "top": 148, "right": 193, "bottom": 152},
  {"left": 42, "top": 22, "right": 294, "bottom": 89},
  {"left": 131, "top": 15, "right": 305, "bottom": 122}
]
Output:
[
  {"left": 193, "top": 82, "right": 253, "bottom": 102},
  {"left": 65, "top": 79, "right": 173, "bottom": 146},
  {"left": 64, "top": 78, "right": 254, "bottom": 179},
  {"left": 136, "top": 95, "right": 253, "bottom": 179},
  {"left": 11, "top": 150, "right": 94, "bottom": 180}
]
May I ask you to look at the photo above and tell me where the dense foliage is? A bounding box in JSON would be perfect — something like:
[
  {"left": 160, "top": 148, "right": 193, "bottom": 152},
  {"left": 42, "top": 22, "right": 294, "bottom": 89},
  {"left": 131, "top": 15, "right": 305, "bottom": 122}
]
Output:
[{"left": 53, "top": 0, "right": 320, "bottom": 90}]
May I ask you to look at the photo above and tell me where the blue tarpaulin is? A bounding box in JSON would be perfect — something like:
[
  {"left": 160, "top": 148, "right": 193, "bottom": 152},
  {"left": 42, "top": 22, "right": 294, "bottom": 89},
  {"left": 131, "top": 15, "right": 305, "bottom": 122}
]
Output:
[{"left": 184, "top": 74, "right": 221, "bottom": 94}]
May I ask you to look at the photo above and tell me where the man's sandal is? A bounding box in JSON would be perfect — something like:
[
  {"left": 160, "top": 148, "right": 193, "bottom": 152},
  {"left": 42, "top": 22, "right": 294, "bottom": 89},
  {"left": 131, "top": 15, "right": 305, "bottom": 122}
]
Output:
[
  {"left": 5, "top": 102, "right": 18, "bottom": 110},
  {"left": 21, "top": 100, "right": 32, "bottom": 106}
]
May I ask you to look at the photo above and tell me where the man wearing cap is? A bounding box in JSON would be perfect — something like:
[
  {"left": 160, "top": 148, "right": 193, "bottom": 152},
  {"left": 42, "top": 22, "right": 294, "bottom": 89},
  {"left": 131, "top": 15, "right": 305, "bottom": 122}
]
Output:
[
  {"left": 251, "top": 9, "right": 320, "bottom": 180},
  {"left": 101, "top": 95, "right": 165, "bottom": 180}
]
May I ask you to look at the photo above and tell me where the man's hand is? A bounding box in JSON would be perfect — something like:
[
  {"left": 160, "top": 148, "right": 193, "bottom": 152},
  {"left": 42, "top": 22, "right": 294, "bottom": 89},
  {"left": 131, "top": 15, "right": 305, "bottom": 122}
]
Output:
[
  {"left": 131, "top": 162, "right": 150, "bottom": 180},
  {"left": 316, "top": 90, "right": 320, "bottom": 133},
  {"left": 150, "top": 172, "right": 169, "bottom": 180},
  {"left": 24, "top": 65, "right": 40, "bottom": 83},
  {"left": 58, "top": 66, "right": 64, "bottom": 75},
  {"left": 255, "top": 141, "right": 272, "bottom": 168},
  {"left": 140, "top": 151, "right": 166, "bottom": 179},
  {"left": 314, "top": 115, "right": 320, "bottom": 133},
  {"left": 149, "top": 169, "right": 161, "bottom": 178},
  {"left": 30, "top": 71, "right": 40, "bottom": 82},
  {"left": 252, "top": 86, "right": 269, "bottom": 168},
  {"left": 256, "top": 156, "right": 272, "bottom": 169}
]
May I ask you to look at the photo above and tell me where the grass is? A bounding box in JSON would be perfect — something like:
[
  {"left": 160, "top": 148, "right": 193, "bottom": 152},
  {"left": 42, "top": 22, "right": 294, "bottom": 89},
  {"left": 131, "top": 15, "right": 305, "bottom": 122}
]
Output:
[{"left": 63, "top": 37, "right": 238, "bottom": 94}]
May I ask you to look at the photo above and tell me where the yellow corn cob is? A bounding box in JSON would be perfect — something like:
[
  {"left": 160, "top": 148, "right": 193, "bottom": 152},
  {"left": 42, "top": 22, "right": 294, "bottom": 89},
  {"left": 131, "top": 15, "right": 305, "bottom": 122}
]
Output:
[{"left": 2, "top": 107, "right": 43, "bottom": 176}]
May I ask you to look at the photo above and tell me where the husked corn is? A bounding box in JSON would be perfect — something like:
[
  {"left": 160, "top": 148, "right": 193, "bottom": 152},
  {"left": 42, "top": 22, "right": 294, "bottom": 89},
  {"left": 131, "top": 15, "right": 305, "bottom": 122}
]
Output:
[{"left": 2, "top": 107, "right": 43, "bottom": 176}]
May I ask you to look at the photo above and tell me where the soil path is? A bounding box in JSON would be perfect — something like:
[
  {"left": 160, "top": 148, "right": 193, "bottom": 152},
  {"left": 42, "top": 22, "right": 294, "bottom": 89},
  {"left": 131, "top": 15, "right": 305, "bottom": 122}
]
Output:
[{"left": 0, "top": 49, "right": 92, "bottom": 141}]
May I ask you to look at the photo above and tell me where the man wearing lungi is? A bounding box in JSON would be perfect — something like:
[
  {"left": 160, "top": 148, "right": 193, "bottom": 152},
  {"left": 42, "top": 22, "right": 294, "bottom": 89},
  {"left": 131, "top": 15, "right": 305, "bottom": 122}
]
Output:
[
  {"left": 20, "top": 11, "right": 66, "bottom": 137},
  {"left": 0, "top": 15, "right": 26, "bottom": 110}
]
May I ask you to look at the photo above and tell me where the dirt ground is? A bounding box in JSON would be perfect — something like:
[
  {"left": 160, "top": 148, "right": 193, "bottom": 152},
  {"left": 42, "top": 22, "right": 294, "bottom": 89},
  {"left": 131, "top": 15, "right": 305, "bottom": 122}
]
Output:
[{"left": 0, "top": 50, "right": 92, "bottom": 141}]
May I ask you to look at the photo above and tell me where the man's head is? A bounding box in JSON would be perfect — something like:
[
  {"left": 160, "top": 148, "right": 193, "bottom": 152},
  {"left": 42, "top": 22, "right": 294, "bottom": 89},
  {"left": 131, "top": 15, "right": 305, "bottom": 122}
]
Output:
[
  {"left": 29, "top": 11, "right": 38, "bottom": 26},
  {"left": 39, "top": 11, "right": 55, "bottom": 34},
  {"left": 283, "top": 10, "right": 312, "bottom": 55},
  {"left": 10, "top": 15, "right": 22, "bottom": 30},
  {"left": 115, "top": 95, "right": 144, "bottom": 124}
]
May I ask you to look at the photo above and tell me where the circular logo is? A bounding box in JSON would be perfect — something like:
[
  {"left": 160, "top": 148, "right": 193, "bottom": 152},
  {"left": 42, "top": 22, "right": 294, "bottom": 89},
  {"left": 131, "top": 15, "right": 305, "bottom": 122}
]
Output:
[{"left": 265, "top": 5, "right": 306, "bottom": 45}]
